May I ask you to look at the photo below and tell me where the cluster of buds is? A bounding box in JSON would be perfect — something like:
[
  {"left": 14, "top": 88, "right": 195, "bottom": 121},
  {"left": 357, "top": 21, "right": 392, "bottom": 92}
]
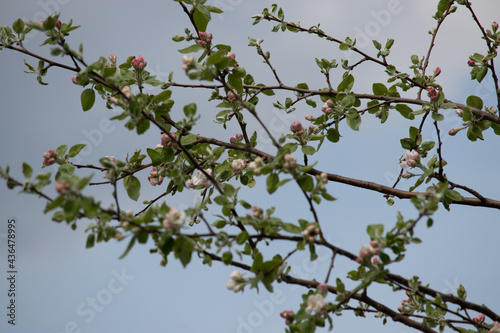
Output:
[
  {"left": 226, "top": 270, "right": 245, "bottom": 293},
  {"left": 247, "top": 157, "right": 265, "bottom": 175},
  {"left": 485, "top": 106, "right": 498, "bottom": 114},
  {"left": 283, "top": 154, "right": 297, "bottom": 169},
  {"left": 148, "top": 167, "right": 163, "bottom": 186},
  {"left": 305, "top": 293, "right": 327, "bottom": 315},
  {"left": 227, "top": 89, "right": 239, "bottom": 103},
  {"left": 290, "top": 120, "right": 303, "bottom": 134},
  {"left": 187, "top": 169, "right": 212, "bottom": 188},
  {"left": 251, "top": 205, "right": 263, "bottom": 217},
  {"left": 43, "top": 150, "right": 57, "bottom": 166},
  {"left": 356, "top": 241, "right": 380, "bottom": 262},
  {"left": 230, "top": 133, "right": 243, "bottom": 144},
  {"left": 55, "top": 179, "right": 71, "bottom": 195},
  {"left": 280, "top": 310, "right": 295, "bottom": 325},
  {"left": 131, "top": 55, "right": 147, "bottom": 70},
  {"left": 181, "top": 55, "right": 196, "bottom": 71},
  {"left": 162, "top": 207, "right": 187, "bottom": 229},
  {"left": 321, "top": 99, "right": 335, "bottom": 114},
  {"left": 161, "top": 132, "right": 176, "bottom": 148},
  {"left": 397, "top": 297, "right": 415, "bottom": 313},
  {"left": 231, "top": 159, "right": 247, "bottom": 174},
  {"left": 427, "top": 87, "right": 440, "bottom": 101},
  {"left": 197, "top": 32, "right": 213, "bottom": 46},
  {"left": 400, "top": 150, "right": 420, "bottom": 169},
  {"left": 302, "top": 224, "right": 320, "bottom": 242}
]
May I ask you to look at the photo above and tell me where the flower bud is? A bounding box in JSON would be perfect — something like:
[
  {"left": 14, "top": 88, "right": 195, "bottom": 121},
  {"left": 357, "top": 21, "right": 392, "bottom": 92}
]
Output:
[
  {"left": 467, "top": 60, "right": 475, "bottom": 67},
  {"left": 426, "top": 87, "right": 440, "bottom": 101},
  {"left": 43, "top": 150, "right": 57, "bottom": 166},
  {"left": 473, "top": 314, "right": 485, "bottom": 324},
  {"left": 434, "top": 67, "right": 441, "bottom": 76},
  {"left": 55, "top": 20, "right": 62, "bottom": 29},
  {"left": 493, "top": 21, "right": 499, "bottom": 32},
  {"left": 290, "top": 120, "right": 303, "bottom": 133},
  {"left": 131, "top": 55, "right": 147, "bottom": 70},
  {"left": 455, "top": 108, "right": 463, "bottom": 116},
  {"left": 448, "top": 128, "right": 460, "bottom": 136},
  {"left": 304, "top": 114, "right": 316, "bottom": 121},
  {"left": 121, "top": 86, "right": 133, "bottom": 98},
  {"left": 71, "top": 76, "right": 77, "bottom": 84}
]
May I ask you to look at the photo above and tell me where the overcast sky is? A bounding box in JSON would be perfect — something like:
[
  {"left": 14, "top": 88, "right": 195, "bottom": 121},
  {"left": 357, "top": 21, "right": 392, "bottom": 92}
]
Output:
[{"left": 1, "top": 1, "right": 500, "bottom": 333}]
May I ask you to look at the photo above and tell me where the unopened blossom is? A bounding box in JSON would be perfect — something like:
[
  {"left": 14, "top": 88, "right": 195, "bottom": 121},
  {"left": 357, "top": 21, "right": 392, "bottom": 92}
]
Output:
[
  {"left": 305, "top": 294, "right": 327, "bottom": 315},
  {"left": 303, "top": 224, "right": 320, "bottom": 242},
  {"left": 455, "top": 108, "right": 463, "bottom": 116},
  {"left": 121, "top": 85, "right": 133, "bottom": 98},
  {"left": 304, "top": 114, "right": 316, "bottom": 121},
  {"left": 434, "top": 67, "right": 441, "bottom": 76},
  {"left": 280, "top": 310, "right": 295, "bottom": 325},
  {"left": 227, "top": 89, "right": 239, "bottom": 103},
  {"left": 148, "top": 167, "right": 163, "bottom": 186},
  {"left": 108, "top": 55, "right": 116, "bottom": 63},
  {"left": 188, "top": 169, "right": 212, "bottom": 188},
  {"left": 321, "top": 99, "right": 334, "bottom": 114},
  {"left": 493, "top": 21, "right": 499, "bottom": 32},
  {"left": 401, "top": 172, "right": 414, "bottom": 179},
  {"left": 232, "top": 159, "right": 247, "bottom": 174},
  {"left": 252, "top": 205, "right": 263, "bottom": 217},
  {"left": 490, "top": 322, "right": 500, "bottom": 333},
  {"left": 109, "top": 97, "right": 120, "bottom": 105},
  {"left": 55, "top": 179, "right": 71, "bottom": 195},
  {"left": 197, "top": 32, "right": 213, "bottom": 46},
  {"left": 162, "top": 207, "right": 186, "bottom": 229},
  {"left": 71, "top": 76, "right": 77, "bottom": 84},
  {"left": 400, "top": 150, "right": 420, "bottom": 169},
  {"left": 468, "top": 60, "right": 475, "bottom": 67},
  {"left": 182, "top": 55, "right": 195, "bottom": 70},
  {"left": 283, "top": 154, "right": 297, "bottom": 169},
  {"left": 427, "top": 87, "right": 440, "bottom": 101},
  {"left": 290, "top": 120, "right": 303, "bottom": 133},
  {"left": 449, "top": 128, "right": 460, "bottom": 136},
  {"left": 55, "top": 20, "right": 62, "bottom": 29},
  {"left": 318, "top": 283, "right": 328, "bottom": 294},
  {"left": 230, "top": 133, "right": 243, "bottom": 144},
  {"left": 371, "top": 257, "right": 381, "bottom": 265},
  {"left": 131, "top": 55, "right": 147, "bottom": 70},
  {"left": 161, "top": 132, "right": 176, "bottom": 148},
  {"left": 473, "top": 314, "right": 485, "bottom": 324},
  {"left": 485, "top": 106, "right": 498, "bottom": 114},
  {"left": 358, "top": 242, "right": 379, "bottom": 259},
  {"left": 226, "top": 270, "right": 245, "bottom": 293},
  {"left": 397, "top": 306, "right": 403, "bottom": 312},
  {"left": 43, "top": 150, "right": 57, "bottom": 166},
  {"left": 247, "top": 157, "right": 264, "bottom": 175}
]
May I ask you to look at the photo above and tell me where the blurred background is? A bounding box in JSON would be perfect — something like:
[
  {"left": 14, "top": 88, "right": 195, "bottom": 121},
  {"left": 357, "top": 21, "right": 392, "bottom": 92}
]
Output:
[{"left": 1, "top": 1, "right": 499, "bottom": 332}]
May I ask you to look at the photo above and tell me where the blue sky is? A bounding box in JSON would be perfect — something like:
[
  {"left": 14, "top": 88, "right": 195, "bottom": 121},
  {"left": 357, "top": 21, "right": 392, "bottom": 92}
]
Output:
[{"left": 1, "top": 1, "right": 500, "bottom": 333}]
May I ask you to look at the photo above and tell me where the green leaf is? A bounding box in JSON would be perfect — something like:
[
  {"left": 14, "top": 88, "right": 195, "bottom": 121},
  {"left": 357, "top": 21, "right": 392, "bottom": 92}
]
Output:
[
  {"left": 12, "top": 18, "right": 25, "bottom": 34},
  {"left": 68, "top": 144, "right": 86, "bottom": 158},
  {"left": 367, "top": 224, "right": 384, "bottom": 239},
  {"left": 86, "top": 234, "right": 95, "bottom": 249},
  {"left": 346, "top": 109, "right": 361, "bottom": 131},
  {"left": 222, "top": 251, "right": 233, "bottom": 265},
  {"left": 206, "top": 5, "right": 224, "bottom": 14},
  {"left": 301, "top": 145, "right": 316, "bottom": 155},
  {"left": 119, "top": 235, "right": 136, "bottom": 259},
  {"left": 147, "top": 148, "right": 162, "bottom": 166},
  {"left": 180, "top": 134, "right": 198, "bottom": 145},
  {"left": 228, "top": 73, "right": 243, "bottom": 93},
  {"left": 431, "top": 113, "right": 445, "bottom": 121},
  {"left": 81, "top": 89, "right": 95, "bottom": 111},
  {"left": 22, "top": 162, "right": 33, "bottom": 178},
  {"left": 123, "top": 175, "right": 141, "bottom": 201},
  {"left": 266, "top": 173, "right": 279, "bottom": 194},
  {"left": 55, "top": 144, "right": 68, "bottom": 157},
  {"left": 372, "top": 83, "right": 388, "bottom": 96},
  {"left": 193, "top": 5, "right": 210, "bottom": 32},
  {"left": 337, "top": 74, "right": 354, "bottom": 92},
  {"left": 466, "top": 95, "right": 483, "bottom": 110},
  {"left": 327, "top": 128, "right": 340, "bottom": 143},
  {"left": 178, "top": 44, "right": 202, "bottom": 54},
  {"left": 152, "top": 90, "right": 172, "bottom": 103},
  {"left": 297, "top": 175, "right": 314, "bottom": 192}
]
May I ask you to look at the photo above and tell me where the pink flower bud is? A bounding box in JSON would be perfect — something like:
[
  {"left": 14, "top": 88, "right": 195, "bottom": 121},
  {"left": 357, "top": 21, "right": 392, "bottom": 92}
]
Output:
[
  {"left": 121, "top": 86, "right": 133, "bottom": 98},
  {"left": 473, "top": 314, "right": 485, "bottom": 324},
  {"left": 434, "top": 67, "right": 441, "bottom": 76},
  {"left": 449, "top": 128, "right": 460, "bottom": 136},
  {"left": 252, "top": 205, "right": 263, "bottom": 217},
  {"left": 304, "top": 114, "right": 316, "bottom": 121},
  {"left": 55, "top": 20, "right": 62, "bottom": 29},
  {"left": 290, "top": 120, "right": 303, "bottom": 133},
  {"left": 43, "top": 150, "right": 57, "bottom": 166},
  {"left": 318, "top": 283, "right": 328, "bottom": 294},
  {"left": 493, "top": 21, "right": 499, "bottom": 32},
  {"left": 108, "top": 55, "right": 116, "bottom": 63},
  {"left": 131, "top": 55, "right": 147, "bottom": 70},
  {"left": 227, "top": 89, "right": 239, "bottom": 103},
  {"left": 455, "top": 108, "right": 463, "bottom": 116},
  {"left": 467, "top": 60, "right": 475, "bottom": 67},
  {"left": 371, "top": 257, "right": 381, "bottom": 265},
  {"left": 71, "top": 76, "right": 77, "bottom": 84},
  {"left": 161, "top": 132, "right": 176, "bottom": 147},
  {"left": 397, "top": 306, "right": 403, "bottom": 312},
  {"left": 109, "top": 97, "right": 119, "bottom": 105},
  {"left": 280, "top": 310, "right": 295, "bottom": 319},
  {"left": 426, "top": 87, "right": 440, "bottom": 101}
]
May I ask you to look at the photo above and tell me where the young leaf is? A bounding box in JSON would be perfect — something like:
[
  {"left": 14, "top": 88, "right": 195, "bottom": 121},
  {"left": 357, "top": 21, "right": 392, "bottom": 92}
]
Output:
[
  {"left": 81, "top": 88, "right": 95, "bottom": 111},
  {"left": 68, "top": 144, "right": 87, "bottom": 158},
  {"left": 123, "top": 175, "right": 141, "bottom": 201}
]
